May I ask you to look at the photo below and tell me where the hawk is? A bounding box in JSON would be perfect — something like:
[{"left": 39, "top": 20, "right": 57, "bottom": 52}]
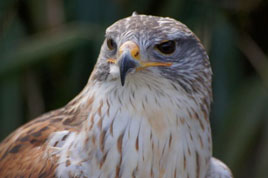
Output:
[{"left": 0, "top": 14, "right": 232, "bottom": 178}]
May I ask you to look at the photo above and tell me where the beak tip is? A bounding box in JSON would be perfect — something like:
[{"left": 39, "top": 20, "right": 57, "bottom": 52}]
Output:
[
  {"left": 119, "top": 54, "right": 138, "bottom": 87},
  {"left": 120, "top": 78, "right": 125, "bottom": 86}
]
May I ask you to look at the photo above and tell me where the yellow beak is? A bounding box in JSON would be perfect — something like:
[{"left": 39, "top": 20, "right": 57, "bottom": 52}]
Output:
[
  {"left": 107, "top": 41, "right": 173, "bottom": 85},
  {"left": 107, "top": 41, "right": 173, "bottom": 69}
]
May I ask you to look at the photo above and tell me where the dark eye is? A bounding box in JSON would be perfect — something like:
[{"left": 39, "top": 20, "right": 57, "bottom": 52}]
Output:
[
  {"left": 107, "top": 38, "right": 117, "bottom": 50},
  {"left": 156, "top": 40, "right": 176, "bottom": 54}
]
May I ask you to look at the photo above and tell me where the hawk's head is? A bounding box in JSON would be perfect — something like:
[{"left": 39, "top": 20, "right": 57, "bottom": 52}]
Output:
[{"left": 92, "top": 14, "right": 212, "bottom": 100}]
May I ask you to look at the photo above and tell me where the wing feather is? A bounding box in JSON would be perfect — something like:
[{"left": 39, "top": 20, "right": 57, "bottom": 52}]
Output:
[{"left": 0, "top": 100, "right": 89, "bottom": 177}]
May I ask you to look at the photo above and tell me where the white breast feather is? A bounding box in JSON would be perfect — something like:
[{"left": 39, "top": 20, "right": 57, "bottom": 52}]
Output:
[{"left": 48, "top": 72, "right": 214, "bottom": 178}]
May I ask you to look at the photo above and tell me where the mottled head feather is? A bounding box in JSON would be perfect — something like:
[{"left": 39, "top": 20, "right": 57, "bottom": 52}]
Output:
[
  {"left": 132, "top": 11, "right": 138, "bottom": 16},
  {"left": 92, "top": 14, "right": 212, "bottom": 102}
]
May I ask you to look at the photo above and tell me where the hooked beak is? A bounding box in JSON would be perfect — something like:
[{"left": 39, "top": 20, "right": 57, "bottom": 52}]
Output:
[
  {"left": 107, "top": 41, "right": 173, "bottom": 86},
  {"left": 118, "top": 53, "right": 139, "bottom": 86}
]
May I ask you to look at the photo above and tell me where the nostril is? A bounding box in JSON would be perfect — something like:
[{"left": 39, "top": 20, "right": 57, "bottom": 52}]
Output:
[{"left": 134, "top": 51, "right": 139, "bottom": 58}]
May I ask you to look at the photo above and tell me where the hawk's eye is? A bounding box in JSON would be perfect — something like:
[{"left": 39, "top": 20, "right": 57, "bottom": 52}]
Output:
[
  {"left": 107, "top": 38, "right": 116, "bottom": 50},
  {"left": 156, "top": 40, "right": 176, "bottom": 55}
]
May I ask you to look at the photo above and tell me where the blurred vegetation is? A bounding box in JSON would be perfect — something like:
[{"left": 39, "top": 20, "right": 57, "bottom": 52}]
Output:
[{"left": 0, "top": 0, "right": 267, "bottom": 177}]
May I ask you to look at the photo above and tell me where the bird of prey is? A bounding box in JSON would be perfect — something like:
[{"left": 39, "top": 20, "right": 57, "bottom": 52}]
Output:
[{"left": 0, "top": 14, "right": 232, "bottom": 178}]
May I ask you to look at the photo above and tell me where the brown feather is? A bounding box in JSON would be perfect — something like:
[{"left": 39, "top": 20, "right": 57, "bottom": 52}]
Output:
[{"left": 0, "top": 94, "right": 90, "bottom": 177}]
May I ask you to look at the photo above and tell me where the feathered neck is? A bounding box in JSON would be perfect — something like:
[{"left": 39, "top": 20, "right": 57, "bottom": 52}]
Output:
[{"left": 52, "top": 72, "right": 212, "bottom": 178}]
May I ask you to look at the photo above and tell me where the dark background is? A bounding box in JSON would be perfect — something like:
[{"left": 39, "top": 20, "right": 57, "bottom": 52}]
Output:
[{"left": 0, "top": 0, "right": 267, "bottom": 177}]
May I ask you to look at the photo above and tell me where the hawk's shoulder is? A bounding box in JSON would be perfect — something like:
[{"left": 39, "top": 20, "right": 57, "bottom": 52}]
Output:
[
  {"left": 0, "top": 100, "right": 88, "bottom": 177},
  {"left": 206, "top": 157, "right": 233, "bottom": 178}
]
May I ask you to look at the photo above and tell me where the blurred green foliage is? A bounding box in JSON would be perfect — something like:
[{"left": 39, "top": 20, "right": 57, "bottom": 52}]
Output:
[{"left": 0, "top": 0, "right": 267, "bottom": 177}]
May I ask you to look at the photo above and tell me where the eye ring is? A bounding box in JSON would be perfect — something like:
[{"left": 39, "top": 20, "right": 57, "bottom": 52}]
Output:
[
  {"left": 107, "top": 38, "right": 117, "bottom": 50},
  {"left": 156, "top": 40, "right": 176, "bottom": 55}
]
